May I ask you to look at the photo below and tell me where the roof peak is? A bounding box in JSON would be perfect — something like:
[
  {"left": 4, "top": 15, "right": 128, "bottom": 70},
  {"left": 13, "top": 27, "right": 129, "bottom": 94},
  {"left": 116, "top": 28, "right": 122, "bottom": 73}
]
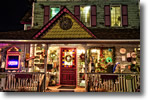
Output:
[{"left": 33, "top": 7, "right": 96, "bottom": 39}]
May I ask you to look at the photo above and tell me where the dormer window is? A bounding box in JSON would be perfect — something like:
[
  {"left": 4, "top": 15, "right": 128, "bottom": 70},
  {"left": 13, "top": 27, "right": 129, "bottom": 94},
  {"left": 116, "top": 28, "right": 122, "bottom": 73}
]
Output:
[
  {"left": 74, "top": 5, "right": 97, "bottom": 27},
  {"left": 111, "top": 6, "right": 121, "bottom": 27},
  {"left": 104, "top": 5, "right": 128, "bottom": 27},
  {"left": 80, "top": 6, "right": 91, "bottom": 27}
]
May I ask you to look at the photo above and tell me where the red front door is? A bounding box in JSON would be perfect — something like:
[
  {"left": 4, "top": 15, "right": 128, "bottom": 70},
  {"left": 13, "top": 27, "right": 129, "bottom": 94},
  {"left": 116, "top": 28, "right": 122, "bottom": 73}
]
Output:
[{"left": 60, "top": 48, "right": 76, "bottom": 85}]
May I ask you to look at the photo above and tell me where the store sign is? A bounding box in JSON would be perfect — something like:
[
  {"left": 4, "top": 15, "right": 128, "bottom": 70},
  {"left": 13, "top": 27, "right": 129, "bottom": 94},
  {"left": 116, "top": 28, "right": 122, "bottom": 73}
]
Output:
[{"left": 8, "top": 61, "right": 18, "bottom": 66}]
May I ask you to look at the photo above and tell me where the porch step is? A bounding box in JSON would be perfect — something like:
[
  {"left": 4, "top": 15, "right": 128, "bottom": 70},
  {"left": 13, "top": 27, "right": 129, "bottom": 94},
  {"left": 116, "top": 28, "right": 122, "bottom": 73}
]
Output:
[
  {"left": 59, "top": 90, "right": 74, "bottom": 92},
  {"left": 58, "top": 86, "right": 76, "bottom": 89}
]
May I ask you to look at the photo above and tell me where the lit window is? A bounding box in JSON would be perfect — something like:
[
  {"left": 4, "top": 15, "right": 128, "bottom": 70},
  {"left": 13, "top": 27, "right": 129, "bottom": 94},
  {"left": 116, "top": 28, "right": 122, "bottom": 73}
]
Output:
[
  {"left": 50, "top": 7, "right": 60, "bottom": 19},
  {"left": 80, "top": 6, "right": 91, "bottom": 27},
  {"left": 111, "top": 6, "right": 121, "bottom": 27}
]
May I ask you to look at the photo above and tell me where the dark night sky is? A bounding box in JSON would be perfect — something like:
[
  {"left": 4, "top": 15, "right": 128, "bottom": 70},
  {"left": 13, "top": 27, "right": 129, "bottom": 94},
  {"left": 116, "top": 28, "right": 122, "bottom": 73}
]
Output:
[{"left": 0, "top": 0, "right": 30, "bottom": 32}]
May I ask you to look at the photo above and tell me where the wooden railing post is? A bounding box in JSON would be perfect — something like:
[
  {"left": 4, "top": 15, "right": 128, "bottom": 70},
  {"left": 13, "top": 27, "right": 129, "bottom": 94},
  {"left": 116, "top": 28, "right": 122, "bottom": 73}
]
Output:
[{"left": 43, "top": 44, "right": 48, "bottom": 92}]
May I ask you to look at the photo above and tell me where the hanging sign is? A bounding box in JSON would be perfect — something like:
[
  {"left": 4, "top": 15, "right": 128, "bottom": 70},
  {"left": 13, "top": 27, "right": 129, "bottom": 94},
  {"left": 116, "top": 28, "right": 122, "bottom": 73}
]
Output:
[{"left": 6, "top": 46, "right": 20, "bottom": 70}]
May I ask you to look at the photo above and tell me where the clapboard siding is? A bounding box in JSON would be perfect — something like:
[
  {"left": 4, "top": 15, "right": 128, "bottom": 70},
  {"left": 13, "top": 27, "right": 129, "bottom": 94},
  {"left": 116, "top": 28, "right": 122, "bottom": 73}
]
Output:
[{"left": 32, "top": 0, "right": 140, "bottom": 29}]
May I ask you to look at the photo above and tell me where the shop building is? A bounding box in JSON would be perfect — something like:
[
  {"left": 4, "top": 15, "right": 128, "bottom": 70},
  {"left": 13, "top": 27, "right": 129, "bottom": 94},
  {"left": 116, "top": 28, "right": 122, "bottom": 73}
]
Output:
[{"left": 0, "top": 0, "right": 140, "bottom": 92}]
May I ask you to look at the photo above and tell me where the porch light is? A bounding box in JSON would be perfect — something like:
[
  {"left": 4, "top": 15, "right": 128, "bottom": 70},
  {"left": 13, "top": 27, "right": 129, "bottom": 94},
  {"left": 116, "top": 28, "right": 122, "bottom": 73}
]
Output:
[{"left": 77, "top": 49, "right": 85, "bottom": 54}]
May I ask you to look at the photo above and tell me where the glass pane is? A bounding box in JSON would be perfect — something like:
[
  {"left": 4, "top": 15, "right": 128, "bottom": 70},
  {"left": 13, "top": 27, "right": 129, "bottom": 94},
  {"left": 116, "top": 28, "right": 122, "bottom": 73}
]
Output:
[
  {"left": 111, "top": 6, "right": 121, "bottom": 27},
  {"left": 80, "top": 6, "right": 91, "bottom": 27},
  {"left": 62, "top": 49, "right": 76, "bottom": 68},
  {"left": 50, "top": 8, "right": 60, "bottom": 19}
]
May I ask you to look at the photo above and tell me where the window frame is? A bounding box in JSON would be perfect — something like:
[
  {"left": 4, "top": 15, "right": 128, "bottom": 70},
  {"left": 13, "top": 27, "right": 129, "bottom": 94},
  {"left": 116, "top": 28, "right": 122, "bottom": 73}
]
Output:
[{"left": 110, "top": 5, "right": 122, "bottom": 27}]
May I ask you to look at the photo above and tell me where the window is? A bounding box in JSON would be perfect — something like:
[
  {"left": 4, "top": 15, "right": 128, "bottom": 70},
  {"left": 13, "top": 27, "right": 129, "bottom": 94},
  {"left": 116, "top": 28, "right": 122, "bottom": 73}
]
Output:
[
  {"left": 105, "top": 5, "right": 128, "bottom": 27},
  {"left": 87, "top": 48, "right": 114, "bottom": 73},
  {"left": 111, "top": 6, "right": 121, "bottom": 27},
  {"left": 80, "top": 6, "right": 91, "bottom": 27},
  {"left": 50, "top": 7, "right": 60, "bottom": 19}
]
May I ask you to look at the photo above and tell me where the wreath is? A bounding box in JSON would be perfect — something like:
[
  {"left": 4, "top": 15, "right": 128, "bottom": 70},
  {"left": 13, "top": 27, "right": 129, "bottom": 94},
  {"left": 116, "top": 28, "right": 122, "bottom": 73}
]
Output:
[
  {"left": 65, "top": 55, "right": 72, "bottom": 62},
  {"left": 50, "top": 52, "right": 57, "bottom": 60},
  {"left": 80, "top": 53, "right": 85, "bottom": 62}
]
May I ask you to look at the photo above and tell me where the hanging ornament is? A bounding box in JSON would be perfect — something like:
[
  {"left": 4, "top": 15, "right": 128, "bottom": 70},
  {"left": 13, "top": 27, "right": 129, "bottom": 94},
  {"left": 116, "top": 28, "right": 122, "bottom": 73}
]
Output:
[
  {"left": 80, "top": 53, "right": 85, "bottom": 62},
  {"left": 108, "top": 48, "right": 112, "bottom": 52},
  {"left": 106, "top": 57, "right": 113, "bottom": 63}
]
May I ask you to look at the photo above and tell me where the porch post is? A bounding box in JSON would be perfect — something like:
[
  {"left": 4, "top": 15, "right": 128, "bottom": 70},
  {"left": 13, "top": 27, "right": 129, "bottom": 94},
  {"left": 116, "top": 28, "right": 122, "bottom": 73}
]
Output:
[
  {"left": 84, "top": 45, "right": 88, "bottom": 92},
  {"left": 44, "top": 44, "right": 48, "bottom": 92}
]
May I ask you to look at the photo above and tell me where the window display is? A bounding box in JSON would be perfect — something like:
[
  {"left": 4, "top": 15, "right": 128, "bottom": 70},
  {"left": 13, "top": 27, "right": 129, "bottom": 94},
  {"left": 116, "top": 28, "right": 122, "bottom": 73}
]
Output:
[
  {"left": 34, "top": 44, "right": 45, "bottom": 72},
  {"left": 47, "top": 47, "right": 59, "bottom": 86},
  {"left": 88, "top": 48, "right": 114, "bottom": 73}
]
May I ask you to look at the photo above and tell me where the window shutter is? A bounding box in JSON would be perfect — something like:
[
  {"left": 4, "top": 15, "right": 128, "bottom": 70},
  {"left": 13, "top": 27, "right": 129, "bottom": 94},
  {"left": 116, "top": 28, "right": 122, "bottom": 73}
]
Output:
[
  {"left": 74, "top": 5, "right": 80, "bottom": 20},
  {"left": 104, "top": 5, "right": 111, "bottom": 26},
  {"left": 44, "top": 6, "right": 50, "bottom": 25},
  {"left": 91, "top": 5, "right": 97, "bottom": 27},
  {"left": 122, "top": 5, "right": 128, "bottom": 26}
]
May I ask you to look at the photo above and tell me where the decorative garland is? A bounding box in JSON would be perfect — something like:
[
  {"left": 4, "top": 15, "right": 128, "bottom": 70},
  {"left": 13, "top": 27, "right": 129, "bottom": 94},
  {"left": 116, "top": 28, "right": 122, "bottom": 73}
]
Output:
[
  {"left": 80, "top": 53, "right": 85, "bottom": 62},
  {"left": 49, "top": 51, "right": 57, "bottom": 60}
]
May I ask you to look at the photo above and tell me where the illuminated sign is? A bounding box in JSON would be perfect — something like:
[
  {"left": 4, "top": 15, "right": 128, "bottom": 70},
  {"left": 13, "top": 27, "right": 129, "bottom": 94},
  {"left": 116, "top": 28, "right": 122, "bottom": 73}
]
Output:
[
  {"left": 7, "top": 56, "right": 19, "bottom": 69},
  {"left": 8, "top": 61, "right": 18, "bottom": 66}
]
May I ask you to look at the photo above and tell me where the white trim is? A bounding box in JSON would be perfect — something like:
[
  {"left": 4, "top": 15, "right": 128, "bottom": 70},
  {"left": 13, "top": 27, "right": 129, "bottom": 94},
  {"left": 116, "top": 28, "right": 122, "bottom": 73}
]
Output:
[{"left": 0, "top": 39, "right": 140, "bottom": 44}]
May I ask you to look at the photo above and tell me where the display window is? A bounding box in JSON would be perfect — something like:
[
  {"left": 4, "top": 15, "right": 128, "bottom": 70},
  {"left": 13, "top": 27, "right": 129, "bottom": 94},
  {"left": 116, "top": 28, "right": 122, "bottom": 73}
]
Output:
[
  {"left": 88, "top": 48, "right": 114, "bottom": 73},
  {"left": 33, "top": 44, "right": 46, "bottom": 72}
]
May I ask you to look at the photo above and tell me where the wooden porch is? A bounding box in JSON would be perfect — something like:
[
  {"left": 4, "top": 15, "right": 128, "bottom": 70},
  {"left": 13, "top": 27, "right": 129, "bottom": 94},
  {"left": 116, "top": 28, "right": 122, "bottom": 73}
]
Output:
[{"left": 0, "top": 72, "right": 140, "bottom": 92}]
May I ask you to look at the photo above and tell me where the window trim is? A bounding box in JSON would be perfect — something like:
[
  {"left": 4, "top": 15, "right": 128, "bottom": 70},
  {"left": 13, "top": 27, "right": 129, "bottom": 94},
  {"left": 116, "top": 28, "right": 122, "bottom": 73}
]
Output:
[{"left": 110, "top": 5, "right": 122, "bottom": 27}]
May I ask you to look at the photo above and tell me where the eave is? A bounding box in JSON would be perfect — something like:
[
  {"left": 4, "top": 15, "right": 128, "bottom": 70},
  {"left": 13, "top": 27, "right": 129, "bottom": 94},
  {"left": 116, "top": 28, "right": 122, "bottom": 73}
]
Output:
[{"left": 0, "top": 39, "right": 140, "bottom": 44}]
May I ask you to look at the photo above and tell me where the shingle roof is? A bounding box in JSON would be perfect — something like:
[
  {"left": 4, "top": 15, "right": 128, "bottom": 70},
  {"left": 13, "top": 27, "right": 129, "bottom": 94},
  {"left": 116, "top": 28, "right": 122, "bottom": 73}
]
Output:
[
  {"left": 0, "top": 29, "right": 38, "bottom": 39},
  {"left": 90, "top": 28, "right": 140, "bottom": 39},
  {"left": 20, "top": 9, "right": 32, "bottom": 24},
  {"left": 0, "top": 28, "right": 140, "bottom": 40}
]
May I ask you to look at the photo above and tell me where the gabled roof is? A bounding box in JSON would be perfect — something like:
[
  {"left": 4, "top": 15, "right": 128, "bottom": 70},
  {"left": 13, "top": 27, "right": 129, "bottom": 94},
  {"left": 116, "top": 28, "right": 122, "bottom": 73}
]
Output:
[
  {"left": 20, "top": 9, "right": 32, "bottom": 24},
  {"left": 33, "top": 7, "right": 97, "bottom": 39}
]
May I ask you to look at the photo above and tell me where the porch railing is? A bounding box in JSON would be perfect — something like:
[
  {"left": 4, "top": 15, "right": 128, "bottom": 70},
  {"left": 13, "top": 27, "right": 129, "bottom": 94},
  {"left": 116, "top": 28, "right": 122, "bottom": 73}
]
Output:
[
  {"left": 0, "top": 72, "right": 45, "bottom": 92},
  {"left": 86, "top": 73, "right": 140, "bottom": 92}
]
